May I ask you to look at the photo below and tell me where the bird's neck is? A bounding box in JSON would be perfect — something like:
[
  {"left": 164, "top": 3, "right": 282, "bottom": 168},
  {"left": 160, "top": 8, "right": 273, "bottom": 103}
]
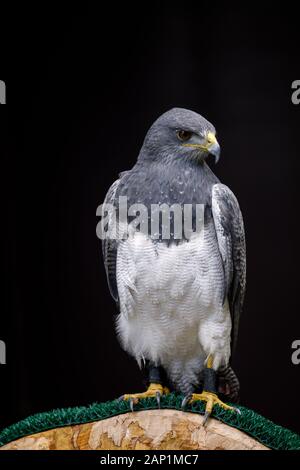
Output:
[{"left": 135, "top": 155, "right": 219, "bottom": 187}]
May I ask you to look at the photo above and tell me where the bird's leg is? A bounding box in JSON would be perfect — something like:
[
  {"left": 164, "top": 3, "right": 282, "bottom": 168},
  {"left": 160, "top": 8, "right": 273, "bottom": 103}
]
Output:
[
  {"left": 118, "top": 363, "right": 170, "bottom": 411},
  {"left": 182, "top": 355, "right": 240, "bottom": 425}
]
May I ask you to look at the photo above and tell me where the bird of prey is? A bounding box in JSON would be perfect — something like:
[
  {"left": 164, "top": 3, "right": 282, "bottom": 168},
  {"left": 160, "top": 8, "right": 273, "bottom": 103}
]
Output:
[{"left": 101, "top": 108, "right": 246, "bottom": 422}]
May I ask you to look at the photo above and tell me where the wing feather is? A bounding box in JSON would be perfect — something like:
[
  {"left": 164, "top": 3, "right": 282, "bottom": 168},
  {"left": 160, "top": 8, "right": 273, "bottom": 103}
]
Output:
[
  {"left": 101, "top": 178, "right": 121, "bottom": 303},
  {"left": 212, "top": 183, "right": 246, "bottom": 355}
]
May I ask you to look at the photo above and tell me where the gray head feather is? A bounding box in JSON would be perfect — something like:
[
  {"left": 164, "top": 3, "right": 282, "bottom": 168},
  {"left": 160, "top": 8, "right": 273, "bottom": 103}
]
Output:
[{"left": 139, "top": 107, "right": 218, "bottom": 164}]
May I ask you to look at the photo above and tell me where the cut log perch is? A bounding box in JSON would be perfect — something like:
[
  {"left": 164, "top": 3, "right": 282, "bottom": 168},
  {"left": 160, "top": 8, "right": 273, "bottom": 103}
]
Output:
[
  {"left": 1, "top": 394, "right": 299, "bottom": 450},
  {"left": 1, "top": 410, "right": 268, "bottom": 450}
]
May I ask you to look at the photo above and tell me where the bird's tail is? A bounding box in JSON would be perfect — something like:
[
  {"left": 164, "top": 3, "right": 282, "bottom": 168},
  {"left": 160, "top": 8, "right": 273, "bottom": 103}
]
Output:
[{"left": 217, "top": 366, "right": 240, "bottom": 403}]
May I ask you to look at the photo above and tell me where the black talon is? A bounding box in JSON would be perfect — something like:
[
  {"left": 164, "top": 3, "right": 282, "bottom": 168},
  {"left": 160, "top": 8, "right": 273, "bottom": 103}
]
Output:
[
  {"left": 156, "top": 391, "right": 161, "bottom": 408},
  {"left": 129, "top": 398, "right": 134, "bottom": 412},
  {"left": 203, "top": 411, "right": 210, "bottom": 426},
  {"left": 181, "top": 395, "right": 192, "bottom": 409},
  {"left": 117, "top": 395, "right": 125, "bottom": 402}
]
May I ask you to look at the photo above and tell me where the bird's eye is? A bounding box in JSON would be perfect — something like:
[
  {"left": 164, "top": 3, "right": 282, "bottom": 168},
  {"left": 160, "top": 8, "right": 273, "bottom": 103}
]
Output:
[{"left": 176, "top": 130, "right": 192, "bottom": 142}]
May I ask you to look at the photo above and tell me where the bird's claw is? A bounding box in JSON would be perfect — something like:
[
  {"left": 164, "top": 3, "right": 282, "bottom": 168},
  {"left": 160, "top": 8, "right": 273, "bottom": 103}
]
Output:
[
  {"left": 181, "top": 394, "right": 192, "bottom": 409},
  {"left": 156, "top": 391, "right": 161, "bottom": 408},
  {"left": 182, "top": 391, "right": 239, "bottom": 426},
  {"left": 202, "top": 411, "right": 210, "bottom": 426},
  {"left": 117, "top": 395, "right": 136, "bottom": 411},
  {"left": 129, "top": 397, "right": 134, "bottom": 412},
  {"left": 116, "top": 383, "right": 169, "bottom": 410}
]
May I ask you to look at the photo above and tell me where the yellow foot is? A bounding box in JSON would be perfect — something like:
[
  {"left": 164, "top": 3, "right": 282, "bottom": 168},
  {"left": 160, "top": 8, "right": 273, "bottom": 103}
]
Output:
[
  {"left": 119, "top": 383, "right": 170, "bottom": 411},
  {"left": 182, "top": 391, "right": 241, "bottom": 425}
]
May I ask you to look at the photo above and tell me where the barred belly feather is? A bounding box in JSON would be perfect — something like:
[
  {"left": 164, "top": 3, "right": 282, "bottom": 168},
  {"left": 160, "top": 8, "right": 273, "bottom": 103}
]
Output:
[{"left": 116, "top": 220, "right": 232, "bottom": 395}]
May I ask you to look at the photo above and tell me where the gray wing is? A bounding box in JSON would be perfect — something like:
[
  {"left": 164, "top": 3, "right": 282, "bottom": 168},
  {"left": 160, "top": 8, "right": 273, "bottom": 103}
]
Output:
[
  {"left": 211, "top": 183, "right": 246, "bottom": 356},
  {"left": 101, "top": 178, "right": 121, "bottom": 304}
]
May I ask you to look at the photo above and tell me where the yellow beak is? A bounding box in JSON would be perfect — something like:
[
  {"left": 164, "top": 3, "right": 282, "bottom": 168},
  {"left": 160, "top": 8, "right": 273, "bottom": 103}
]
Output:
[
  {"left": 182, "top": 131, "right": 220, "bottom": 162},
  {"left": 206, "top": 132, "right": 218, "bottom": 147}
]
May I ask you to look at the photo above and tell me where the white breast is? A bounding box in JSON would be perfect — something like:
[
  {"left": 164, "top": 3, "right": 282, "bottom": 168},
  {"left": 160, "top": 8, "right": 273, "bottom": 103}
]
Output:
[{"left": 115, "top": 222, "right": 231, "bottom": 393}]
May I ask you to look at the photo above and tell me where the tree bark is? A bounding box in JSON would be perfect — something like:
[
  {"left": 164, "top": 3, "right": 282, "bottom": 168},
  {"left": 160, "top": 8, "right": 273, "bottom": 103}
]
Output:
[{"left": 1, "top": 410, "right": 268, "bottom": 450}]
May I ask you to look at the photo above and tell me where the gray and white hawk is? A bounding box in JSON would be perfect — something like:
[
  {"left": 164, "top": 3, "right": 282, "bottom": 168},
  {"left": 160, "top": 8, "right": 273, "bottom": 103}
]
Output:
[{"left": 101, "top": 108, "right": 246, "bottom": 422}]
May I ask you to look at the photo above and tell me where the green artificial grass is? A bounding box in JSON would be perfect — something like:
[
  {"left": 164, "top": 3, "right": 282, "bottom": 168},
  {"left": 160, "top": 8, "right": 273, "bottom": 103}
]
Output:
[{"left": 0, "top": 393, "right": 299, "bottom": 450}]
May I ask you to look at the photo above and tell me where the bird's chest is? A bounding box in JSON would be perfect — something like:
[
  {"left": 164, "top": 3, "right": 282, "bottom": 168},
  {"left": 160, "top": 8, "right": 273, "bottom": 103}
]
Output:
[{"left": 117, "top": 226, "right": 223, "bottom": 321}]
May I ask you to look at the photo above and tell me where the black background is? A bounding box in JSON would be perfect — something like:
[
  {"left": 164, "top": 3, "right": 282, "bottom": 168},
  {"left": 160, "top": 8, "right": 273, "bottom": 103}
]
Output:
[{"left": 1, "top": 3, "right": 300, "bottom": 435}]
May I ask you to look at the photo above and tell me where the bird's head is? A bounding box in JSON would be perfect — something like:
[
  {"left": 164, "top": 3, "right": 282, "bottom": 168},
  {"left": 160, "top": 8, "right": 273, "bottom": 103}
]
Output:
[{"left": 140, "top": 108, "right": 220, "bottom": 165}]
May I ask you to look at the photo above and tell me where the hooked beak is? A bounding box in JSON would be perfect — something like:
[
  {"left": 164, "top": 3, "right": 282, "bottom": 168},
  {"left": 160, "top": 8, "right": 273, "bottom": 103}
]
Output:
[
  {"left": 183, "top": 131, "right": 221, "bottom": 163},
  {"left": 205, "top": 132, "right": 220, "bottom": 163}
]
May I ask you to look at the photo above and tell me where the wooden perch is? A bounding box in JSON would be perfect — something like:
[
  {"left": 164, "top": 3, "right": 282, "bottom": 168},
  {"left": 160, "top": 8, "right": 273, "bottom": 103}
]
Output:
[{"left": 1, "top": 410, "right": 268, "bottom": 450}]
